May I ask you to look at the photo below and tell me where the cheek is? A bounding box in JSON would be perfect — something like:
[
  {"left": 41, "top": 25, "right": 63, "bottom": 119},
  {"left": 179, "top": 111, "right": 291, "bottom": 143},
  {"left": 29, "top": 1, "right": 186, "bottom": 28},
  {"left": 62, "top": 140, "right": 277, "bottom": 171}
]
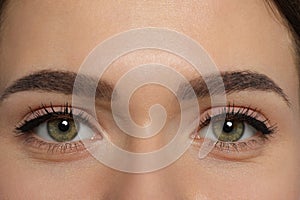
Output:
[
  {"left": 0, "top": 153, "right": 112, "bottom": 199},
  {"left": 183, "top": 145, "right": 300, "bottom": 199},
  {"left": 222, "top": 145, "right": 300, "bottom": 199},
  {"left": 195, "top": 167, "right": 300, "bottom": 199}
]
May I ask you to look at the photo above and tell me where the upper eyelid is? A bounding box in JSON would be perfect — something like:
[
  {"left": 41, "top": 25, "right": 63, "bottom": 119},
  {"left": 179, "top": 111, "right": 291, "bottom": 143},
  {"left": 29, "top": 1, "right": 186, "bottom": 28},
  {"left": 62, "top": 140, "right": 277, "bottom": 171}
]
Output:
[
  {"left": 200, "top": 106, "right": 269, "bottom": 122},
  {"left": 15, "top": 105, "right": 94, "bottom": 133},
  {"left": 199, "top": 106, "right": 273, "bottom": 127},
  {"left": 26, "top": 105, "right": 74, "bottom": 120},
  {"left": 16, "top": 104, "right": 274, "bottom": 135},
  {"left": 198, "top": 105, "right": 277, "bottom": 134}
]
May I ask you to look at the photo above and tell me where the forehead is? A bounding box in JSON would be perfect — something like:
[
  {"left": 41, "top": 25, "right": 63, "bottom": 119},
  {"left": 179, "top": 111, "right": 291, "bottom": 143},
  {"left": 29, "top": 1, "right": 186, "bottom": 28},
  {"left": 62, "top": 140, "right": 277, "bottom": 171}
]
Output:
[{"left": 0, "top": 0, "right": 296, "bottom": 84}]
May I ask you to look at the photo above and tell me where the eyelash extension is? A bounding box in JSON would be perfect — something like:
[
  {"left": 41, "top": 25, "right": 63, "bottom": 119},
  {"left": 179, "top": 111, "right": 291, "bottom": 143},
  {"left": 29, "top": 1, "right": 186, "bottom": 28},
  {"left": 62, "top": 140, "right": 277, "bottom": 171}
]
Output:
[
  {"left": 199, "top": 104, "right": 277, "bottom": 135},
  {"left": 197, "top": 104, "right": 278, "bottom": 152},
  {"left": 15, "top": 102, "right": 90, "bottom": 136}
]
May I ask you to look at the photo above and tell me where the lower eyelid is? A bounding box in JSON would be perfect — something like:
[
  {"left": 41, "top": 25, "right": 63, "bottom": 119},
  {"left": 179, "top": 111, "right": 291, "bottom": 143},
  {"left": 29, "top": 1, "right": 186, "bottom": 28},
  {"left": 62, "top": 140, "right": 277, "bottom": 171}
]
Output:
[
  {"left": 215, "top": 135, "right": 270, "bottom": 151},
  {"left": 22, "top": 135, "right": 86, "bottom": 153},
  {"left": 30, "top": 137, "right": 105, "bottom": 163},
  {"left": 15, "top": 133, "right": 98, "bottom": 162},
  {"left": 191, "top": 135, "right": 272, "bottom": 160}
]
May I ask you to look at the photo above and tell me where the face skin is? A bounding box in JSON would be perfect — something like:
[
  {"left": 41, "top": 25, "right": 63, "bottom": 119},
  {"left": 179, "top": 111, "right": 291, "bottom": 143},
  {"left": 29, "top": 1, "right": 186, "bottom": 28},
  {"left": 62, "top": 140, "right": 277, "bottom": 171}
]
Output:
[{"left": 0, "top": 0, "right": 299, "bottom": 199}]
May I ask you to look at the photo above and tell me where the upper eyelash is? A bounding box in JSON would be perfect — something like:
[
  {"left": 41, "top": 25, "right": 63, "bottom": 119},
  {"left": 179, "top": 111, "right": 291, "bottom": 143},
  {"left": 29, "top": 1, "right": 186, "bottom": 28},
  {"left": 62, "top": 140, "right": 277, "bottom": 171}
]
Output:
[
  {"left": 15, "top": 103, "right": 90, "bottom": 135},
  {"left": 199, "top": 104, "right": 278, "bottom": 135},
  {"left": 16, "top": 103, "right": 277, "bottom": 155},
  {"left": 17, "top": 103, "right": 277, "bottom": 143}
]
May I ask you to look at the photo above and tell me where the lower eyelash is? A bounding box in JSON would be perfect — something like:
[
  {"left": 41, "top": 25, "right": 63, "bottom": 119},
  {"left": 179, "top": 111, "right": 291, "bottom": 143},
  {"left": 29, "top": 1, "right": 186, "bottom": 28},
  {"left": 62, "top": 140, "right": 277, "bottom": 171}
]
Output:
[
  {"left": 21, "top": 135, "right": 86, "bottom": 154},
  {"left": 214, "top": 135, "right": 272, "bottom": 152}
]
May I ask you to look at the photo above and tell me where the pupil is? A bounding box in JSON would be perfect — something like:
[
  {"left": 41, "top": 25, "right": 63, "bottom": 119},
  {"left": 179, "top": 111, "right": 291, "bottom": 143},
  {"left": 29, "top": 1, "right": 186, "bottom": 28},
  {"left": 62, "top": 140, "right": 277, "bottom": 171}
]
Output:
[
  {"left": 223, "top": 120, "right": 234, "bottom": 133},
  {"left": 58, "top": 120, "right": 70, "bottom": 132}
]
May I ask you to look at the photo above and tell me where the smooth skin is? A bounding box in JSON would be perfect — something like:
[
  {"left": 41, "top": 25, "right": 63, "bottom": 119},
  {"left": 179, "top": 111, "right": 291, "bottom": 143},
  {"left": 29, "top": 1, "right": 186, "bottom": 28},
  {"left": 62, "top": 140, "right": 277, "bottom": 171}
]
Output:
[{"left": 0, "top": 0, "right": 299, "bottom": 199}]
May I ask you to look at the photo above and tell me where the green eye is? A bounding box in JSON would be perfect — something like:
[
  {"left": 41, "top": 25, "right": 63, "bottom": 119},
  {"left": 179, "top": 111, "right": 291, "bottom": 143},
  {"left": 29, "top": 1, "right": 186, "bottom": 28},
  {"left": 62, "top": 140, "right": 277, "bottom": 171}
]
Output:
[
  {"left": 47, "top": 118, "right": 79, "bottom": 142},
  {"left": 212, "top": 120, "right": 245, "bottom": 142}
]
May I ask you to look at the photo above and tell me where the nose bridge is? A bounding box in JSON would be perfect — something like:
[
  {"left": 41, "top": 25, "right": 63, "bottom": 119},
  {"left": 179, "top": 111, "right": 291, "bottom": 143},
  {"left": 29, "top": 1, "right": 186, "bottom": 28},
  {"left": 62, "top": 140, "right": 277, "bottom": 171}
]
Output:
[
  {"left": 116, "top": 83, "right": 180, "bottom": 151},
  {"left": 102, "top": 72, "right": 185, "bottom": 199},
  {"left": 128, "top": 84, "right": 178, "bottom": 126}
]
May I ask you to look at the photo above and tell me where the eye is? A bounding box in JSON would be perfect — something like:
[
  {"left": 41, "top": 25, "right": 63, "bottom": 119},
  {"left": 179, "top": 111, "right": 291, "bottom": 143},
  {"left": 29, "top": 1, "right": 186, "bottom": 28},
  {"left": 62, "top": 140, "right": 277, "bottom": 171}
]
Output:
[
  {"left": 193, "top": 105, "right": 277, "bottom": 155},
  {"left": 202, "top": 119, "right": 257, "bottom": 142},
  {"left": 15, "top": 103, "right": 100, "bottom": 155},
  {"left": 34, "top": 117, "right": 94, "bottom": 143},
  {"left": 213, "top": 120, "right": 244, "bottom": 142}
]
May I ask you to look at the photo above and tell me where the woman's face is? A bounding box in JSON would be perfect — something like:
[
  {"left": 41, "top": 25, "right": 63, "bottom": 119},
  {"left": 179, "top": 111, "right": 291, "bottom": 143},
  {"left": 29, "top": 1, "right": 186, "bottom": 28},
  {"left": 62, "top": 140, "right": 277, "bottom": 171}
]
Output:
[{"left": 0, "top": 0, "right": 299, "bottom": 199}]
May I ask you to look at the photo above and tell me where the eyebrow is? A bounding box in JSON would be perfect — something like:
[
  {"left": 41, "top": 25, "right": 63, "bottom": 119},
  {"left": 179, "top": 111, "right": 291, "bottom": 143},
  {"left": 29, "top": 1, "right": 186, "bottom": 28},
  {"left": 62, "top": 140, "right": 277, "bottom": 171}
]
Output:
[
  {"left": 0, "top": 70, "right": 114, "bottom": 101},
  {"left": 178, "top": 70, "right": 290, "bottom": 106},
  {"left": 0, "top": 70, "right": 290, "bottom": 106}
]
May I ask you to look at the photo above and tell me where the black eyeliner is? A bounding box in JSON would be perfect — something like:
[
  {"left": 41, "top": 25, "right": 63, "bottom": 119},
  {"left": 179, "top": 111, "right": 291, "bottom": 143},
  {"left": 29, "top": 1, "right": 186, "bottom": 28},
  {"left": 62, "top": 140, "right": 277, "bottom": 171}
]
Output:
[
  {"left": 199, "top": 104, "right": 277, "bottom": 136},
  {"left": 15, "top": 103, "right": 74, "bottom": 135}
]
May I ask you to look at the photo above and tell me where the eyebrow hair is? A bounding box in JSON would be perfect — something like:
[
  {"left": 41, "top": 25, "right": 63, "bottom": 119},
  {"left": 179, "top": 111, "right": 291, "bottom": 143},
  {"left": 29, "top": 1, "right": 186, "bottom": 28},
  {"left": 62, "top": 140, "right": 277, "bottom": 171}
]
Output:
[
  {"left": 0, "top": 70, "right": 114, "bottom": 101},
  {"left": 178, "top": 70, "right": 290, "bottom": 106},
  {"left": 0, "top": 70, "right": 290, "bottom": 107}
]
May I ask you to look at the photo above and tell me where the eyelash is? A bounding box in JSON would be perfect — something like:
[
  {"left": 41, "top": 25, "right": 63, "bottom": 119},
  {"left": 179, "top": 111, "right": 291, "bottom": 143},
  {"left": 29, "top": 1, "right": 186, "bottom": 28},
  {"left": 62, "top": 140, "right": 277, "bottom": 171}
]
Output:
[
  {"left": 15, "top": 103, "right": 95, "bottom": 154},
  {"left": 195, "top": 104, "right": 277, "bottom": 152},
  {"left": 16, "top": 103, "right": 277, "bottom": 157},
  {"left": 16, "top": 103, "right": 90, "bottom": 133}
]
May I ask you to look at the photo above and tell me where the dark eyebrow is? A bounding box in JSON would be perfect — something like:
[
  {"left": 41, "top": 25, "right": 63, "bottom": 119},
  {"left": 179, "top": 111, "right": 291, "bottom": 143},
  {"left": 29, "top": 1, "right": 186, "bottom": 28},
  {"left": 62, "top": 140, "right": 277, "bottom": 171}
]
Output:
[
  {"left": 0, "top": 70, "right": 114, "bottom": 101},
  {"left": 178, "top": 70, "right": 291, "bottom": 106},
  {"left": 0, "top": 70, "right": 291, "bottom": 107}
]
